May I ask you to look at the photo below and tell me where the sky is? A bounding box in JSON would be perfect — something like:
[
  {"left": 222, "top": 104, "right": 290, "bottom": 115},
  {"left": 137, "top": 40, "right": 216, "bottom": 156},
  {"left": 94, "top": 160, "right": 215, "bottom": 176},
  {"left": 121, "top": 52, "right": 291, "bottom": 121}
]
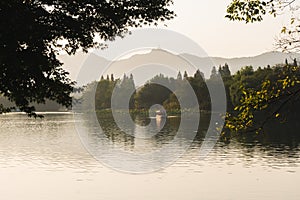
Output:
[
  {"left": 64, "top": 0, "right": 297, "bottom": 83},
  {"left": 160, "top": 0, "right": 292, "bottom": 58}
]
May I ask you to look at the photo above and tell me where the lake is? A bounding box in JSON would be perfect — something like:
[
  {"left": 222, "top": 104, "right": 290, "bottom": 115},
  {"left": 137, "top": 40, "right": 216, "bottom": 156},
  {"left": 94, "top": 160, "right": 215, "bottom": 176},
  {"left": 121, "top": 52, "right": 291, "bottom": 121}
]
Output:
[{"left": 0, "top": 113, "right": 300, "bottom": 200}]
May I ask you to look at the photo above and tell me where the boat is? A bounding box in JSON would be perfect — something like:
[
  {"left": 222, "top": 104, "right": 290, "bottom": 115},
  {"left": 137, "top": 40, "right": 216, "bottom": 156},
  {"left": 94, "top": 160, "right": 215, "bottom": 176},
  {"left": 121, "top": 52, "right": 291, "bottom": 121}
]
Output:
[{"left": 155, "top": 109, "right": 167, "bottom": 118}]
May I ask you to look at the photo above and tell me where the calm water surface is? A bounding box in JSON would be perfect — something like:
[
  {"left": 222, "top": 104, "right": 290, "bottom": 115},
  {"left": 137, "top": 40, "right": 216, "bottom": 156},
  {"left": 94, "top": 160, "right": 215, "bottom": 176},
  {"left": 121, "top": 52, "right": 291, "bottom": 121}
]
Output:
[{"left": 0, "top": 113, "right": 300, "bottom": 200}]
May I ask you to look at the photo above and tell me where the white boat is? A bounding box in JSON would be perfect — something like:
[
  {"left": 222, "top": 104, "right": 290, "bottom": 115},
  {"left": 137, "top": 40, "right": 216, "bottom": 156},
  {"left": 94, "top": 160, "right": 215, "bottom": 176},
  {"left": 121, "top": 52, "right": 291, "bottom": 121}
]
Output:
[{"left": 155, "top": 109, "right": 167, "bottom": 118}]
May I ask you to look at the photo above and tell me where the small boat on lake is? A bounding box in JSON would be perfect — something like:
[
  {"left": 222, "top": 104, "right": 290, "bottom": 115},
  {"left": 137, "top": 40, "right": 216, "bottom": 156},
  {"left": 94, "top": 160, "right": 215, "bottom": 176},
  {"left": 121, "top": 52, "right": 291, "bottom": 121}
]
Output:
[{"left": 156, "top": 109, "right": 167, "bottom": 118}]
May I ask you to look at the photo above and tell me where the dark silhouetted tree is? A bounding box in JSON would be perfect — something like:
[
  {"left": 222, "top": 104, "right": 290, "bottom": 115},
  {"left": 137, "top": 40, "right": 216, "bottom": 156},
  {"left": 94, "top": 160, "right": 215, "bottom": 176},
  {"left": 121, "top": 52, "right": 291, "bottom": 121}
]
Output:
[
  {"left": 183, "top": 71, "right": 188, "bottom": 79},
  {"left": 210, "top": 66, "right": 218, "bottom": 79},
  {"left": 219, "top": 63, "right": 231, "bottom": 78},
  {"left": 294, "top": 58, "right": 298, "bottom": 67},
  {"left": 0, "top": 0, "right": 175, "bottom": 116},
  {"left": 177, "top": 71, "right": 182, "bottom": 80},
  {"left": 285, "top": 58, "right": 289, "bottom": 65},
  {"left": 111, "top": 74, "right": 114, "bottom": 82}
]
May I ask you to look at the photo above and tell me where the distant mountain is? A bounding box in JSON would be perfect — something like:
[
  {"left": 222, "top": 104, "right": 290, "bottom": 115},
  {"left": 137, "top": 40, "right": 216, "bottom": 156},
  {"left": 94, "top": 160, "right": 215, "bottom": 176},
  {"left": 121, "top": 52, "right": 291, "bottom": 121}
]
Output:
[
  {"left": 58, "top": 50, "right": 300, "bottom": 86},
  {"left": 186, "top": 51, "right": 300, "bottom": 75},
  {"left": 58, "top": 52, "right": 110, "bottom": 85}
]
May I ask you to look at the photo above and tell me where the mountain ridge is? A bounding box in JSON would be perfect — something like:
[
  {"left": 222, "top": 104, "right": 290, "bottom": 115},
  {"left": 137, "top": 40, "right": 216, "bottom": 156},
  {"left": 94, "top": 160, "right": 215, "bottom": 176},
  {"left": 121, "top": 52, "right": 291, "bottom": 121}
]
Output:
[{"left": 58, "top": 50, "right": 300, "bottom": 85}]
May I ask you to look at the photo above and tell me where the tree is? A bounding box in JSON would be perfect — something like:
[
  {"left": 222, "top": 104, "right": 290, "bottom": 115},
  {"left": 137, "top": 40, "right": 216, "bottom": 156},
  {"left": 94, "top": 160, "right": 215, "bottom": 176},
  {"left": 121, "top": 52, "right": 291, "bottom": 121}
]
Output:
[
  {"left": 224, "top": 0, "right": 300, "bottom": 134},
  {"left": 112, "top": 74, "right": 136, "bottom": 109},
  {"left": 134, "top": 74, "right": 173, "bottom": 109},
  {"left": 177, "top": 71, "right": 182, "bottom": 80},
  {"left": 226, "top": 0, "right": 299, "bottom": 52},
  {"left": 183, "top": 71, "right": 188, "bottom": 79},
  {"left": 0, "top": 0, "right": 175, "bottom": 116},
  {"left": 210, "top": 66, "right": 218, "bottom": 80},
  {"left": 217, "top": 64, "right": 233, "bottom": 110},
  {"left": 190, "top": 70, "right": 210, "bottom": 110},
  {"left": 219, "top": 63, "right": 231, "bottom": 78},
  {"left": 294, "top": 58, "right": 298, "bottom": 66},
  {"left": 95, "top": 79, "right": 113, "bottom": 110},
  {"left": 224, "top": 62, "right": 300, "bottom": 135},
  {"left": 194, "top": 69, "right": 204, "bottom": 79},
  {"left": 111, "top": 74, "right": 114, "bottom": 82}
]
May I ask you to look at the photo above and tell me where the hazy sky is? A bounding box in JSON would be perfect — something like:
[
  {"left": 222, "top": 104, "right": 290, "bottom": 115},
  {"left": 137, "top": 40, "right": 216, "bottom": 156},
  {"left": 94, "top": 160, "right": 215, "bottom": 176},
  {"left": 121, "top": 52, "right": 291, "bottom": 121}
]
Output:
[{"left": 161, "top": 0, "right": 292, "bottom": 58}]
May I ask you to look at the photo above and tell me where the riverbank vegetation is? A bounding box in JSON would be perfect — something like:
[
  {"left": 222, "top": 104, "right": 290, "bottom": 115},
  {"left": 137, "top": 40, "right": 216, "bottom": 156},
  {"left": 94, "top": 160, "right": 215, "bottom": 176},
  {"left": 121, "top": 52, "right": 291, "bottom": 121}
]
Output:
[{"left": 79, "top": 58, "right": 300, "bottom": 135}]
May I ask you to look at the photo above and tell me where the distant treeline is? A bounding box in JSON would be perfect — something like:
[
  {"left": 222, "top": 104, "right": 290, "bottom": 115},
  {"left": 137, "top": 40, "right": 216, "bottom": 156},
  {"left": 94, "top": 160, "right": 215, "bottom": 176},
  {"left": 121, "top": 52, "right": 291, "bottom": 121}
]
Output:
[
  {"left": 0, "top": 96, "right": 67, "bottom": 112},
  {"left": 80, "top": 58, "right": 300, "bottom": 113}
]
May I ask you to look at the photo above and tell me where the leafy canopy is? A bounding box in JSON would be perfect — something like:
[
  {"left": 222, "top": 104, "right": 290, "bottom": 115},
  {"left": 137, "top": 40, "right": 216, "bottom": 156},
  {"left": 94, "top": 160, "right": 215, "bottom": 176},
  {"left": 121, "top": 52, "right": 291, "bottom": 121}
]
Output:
[
  {"left": 0, "top": 0, "right": 175, "bottom": 116},
  {"left": 224, "top": 0, "right": 300, "bottom": 135}
]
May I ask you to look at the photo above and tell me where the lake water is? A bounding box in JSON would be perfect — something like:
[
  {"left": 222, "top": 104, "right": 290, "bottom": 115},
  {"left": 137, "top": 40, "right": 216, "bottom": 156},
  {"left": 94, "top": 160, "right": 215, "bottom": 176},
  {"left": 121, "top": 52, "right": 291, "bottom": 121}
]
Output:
[{"left": 0, "top": 113, "right": 300, "bottom": 200}]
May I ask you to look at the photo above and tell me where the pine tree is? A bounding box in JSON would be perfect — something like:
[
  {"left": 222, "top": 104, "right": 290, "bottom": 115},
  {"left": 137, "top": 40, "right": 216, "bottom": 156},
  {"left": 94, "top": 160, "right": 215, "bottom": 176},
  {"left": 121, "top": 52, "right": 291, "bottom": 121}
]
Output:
[
  {"left": 183, "top": 71, "right": 188, "bottom": 79},
  {"left": 194, "top": 69, "right": 203, "bottom": 79},
  {"left": 223, "top": 63, "right": 231, "bottom": 77},
  {"left": 111, "top": 74, "right": 114, "bottom": 82},
  {"left": 177, "top": 71, "right": 182, "bottom": 80},
  {"left": 210, "top": 66, "right": 217, "bottom": 79}
]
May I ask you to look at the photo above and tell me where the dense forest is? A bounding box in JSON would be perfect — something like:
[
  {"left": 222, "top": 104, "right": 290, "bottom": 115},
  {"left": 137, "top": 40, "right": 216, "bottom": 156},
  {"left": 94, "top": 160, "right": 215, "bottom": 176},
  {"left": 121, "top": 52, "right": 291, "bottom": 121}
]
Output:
[
  {"left": 80, "top": 58, "right": 300, "bottom": 134},
  {"left": 81, "top": 59, "right": 297, "bottom": 113}
]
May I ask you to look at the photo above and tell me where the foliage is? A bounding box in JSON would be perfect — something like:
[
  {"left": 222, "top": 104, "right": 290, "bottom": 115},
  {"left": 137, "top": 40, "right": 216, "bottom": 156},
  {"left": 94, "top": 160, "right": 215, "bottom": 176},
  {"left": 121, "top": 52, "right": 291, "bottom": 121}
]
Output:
[
  {"left": 226, "top": 0, "right": 275, "bottom": 23},
  {"left": 0, "top": 0, "right": 175, "bottom": 116},
  {"left": 112, "top": 74, "right": 136, "bottom": 109},
  {"left": 80, "top": 74, "right": 135, "bottom": 111},
  {"left": 80, "top": 58, "right": 300, "bottom": 137},
  {"left": 135, "top": 74, "right": 174, "bottom": 109},
  {"left": 225, "top": 0, "right": 300, "bottom": 136},
  {"left": 226, "top": 0, "right": 300, "bottom": 52},
  {"left": 224, "top": 61, "right": 300, "bottom": 135},
  {"left": 80, "top": 65, "right": 231, "bottom": 114}
]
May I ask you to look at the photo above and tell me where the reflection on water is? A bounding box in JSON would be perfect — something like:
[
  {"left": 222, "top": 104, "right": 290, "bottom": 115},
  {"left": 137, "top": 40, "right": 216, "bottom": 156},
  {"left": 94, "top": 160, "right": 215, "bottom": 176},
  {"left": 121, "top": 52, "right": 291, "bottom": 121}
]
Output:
[
  {"left": 0, "top": 113, "right": 97, "bottom": 170},
  {"left": 0, "top": 113, "right": 300, "bottom": 200}
]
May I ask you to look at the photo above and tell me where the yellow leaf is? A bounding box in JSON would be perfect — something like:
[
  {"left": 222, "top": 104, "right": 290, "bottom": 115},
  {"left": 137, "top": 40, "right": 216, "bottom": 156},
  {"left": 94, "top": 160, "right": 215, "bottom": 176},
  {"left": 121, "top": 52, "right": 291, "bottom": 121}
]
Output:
[{"left": 291, "top": 18, "right": 295, "bottom": 24}]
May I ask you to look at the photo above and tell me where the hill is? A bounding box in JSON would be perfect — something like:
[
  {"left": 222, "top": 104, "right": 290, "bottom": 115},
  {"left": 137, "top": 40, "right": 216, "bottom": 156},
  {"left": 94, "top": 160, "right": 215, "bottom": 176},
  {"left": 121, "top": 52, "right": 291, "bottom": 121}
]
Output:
[{"left": 59, "top": 50, "right": 300, "bottom": 85}]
